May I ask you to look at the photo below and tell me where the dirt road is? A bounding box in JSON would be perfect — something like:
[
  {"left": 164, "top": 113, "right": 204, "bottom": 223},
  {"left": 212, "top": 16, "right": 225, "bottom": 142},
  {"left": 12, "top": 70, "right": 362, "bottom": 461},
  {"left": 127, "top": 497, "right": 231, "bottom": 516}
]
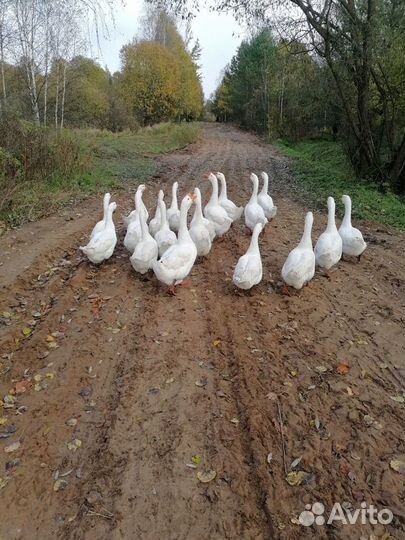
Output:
[{"left": 0, "top": 124, "right": 404, "bottom": 540}]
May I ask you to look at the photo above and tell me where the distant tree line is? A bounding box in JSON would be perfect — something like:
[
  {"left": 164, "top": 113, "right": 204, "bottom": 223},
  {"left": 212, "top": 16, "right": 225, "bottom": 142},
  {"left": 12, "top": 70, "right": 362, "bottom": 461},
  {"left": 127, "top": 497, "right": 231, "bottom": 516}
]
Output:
[
  {"left": 148, "top": 0, "right": 405, "bottom": 193},
  {"left": 0, "top": 2, "right": 203, "bottom": 130}
]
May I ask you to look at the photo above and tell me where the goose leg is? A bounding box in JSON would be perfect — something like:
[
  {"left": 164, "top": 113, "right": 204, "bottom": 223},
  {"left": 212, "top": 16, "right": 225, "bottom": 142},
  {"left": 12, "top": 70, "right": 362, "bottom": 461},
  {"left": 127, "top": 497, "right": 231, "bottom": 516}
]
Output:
[
  {"left": 323, "top": 270, "right": 331, "bottom": 279},
  {"left": 357, "top": 254, "right": 362, "bottom": 262},
  {"left": 281, "top": 283, "right": 290, "bottom": 296},
  {"left": 168, "top": 282, "right": 177, "bottom": 295}
]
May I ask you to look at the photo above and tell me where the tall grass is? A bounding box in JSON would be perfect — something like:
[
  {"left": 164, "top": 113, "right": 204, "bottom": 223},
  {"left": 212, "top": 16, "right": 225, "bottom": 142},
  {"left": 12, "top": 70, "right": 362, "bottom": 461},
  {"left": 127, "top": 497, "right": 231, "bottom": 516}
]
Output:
[
  {"left": 0, "top": 119, "right": 200, "bottom": 227},
  {"left": 276, "top": 139, "right": 405, "bottom": 230}
]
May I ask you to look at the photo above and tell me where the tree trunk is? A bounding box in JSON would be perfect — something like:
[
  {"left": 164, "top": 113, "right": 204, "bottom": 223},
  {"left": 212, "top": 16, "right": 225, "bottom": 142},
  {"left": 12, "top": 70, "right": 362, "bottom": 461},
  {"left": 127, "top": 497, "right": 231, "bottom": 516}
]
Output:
[{"left": 60, "top": 61, "right": 67, "bottom": 130}]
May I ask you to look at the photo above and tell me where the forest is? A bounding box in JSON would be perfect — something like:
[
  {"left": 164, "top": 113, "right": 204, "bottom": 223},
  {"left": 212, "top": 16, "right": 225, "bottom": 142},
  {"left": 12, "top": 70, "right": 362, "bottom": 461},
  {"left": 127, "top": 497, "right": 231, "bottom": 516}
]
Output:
[{"left": 207, "top": 1, "right": 405, "bottom": 194}]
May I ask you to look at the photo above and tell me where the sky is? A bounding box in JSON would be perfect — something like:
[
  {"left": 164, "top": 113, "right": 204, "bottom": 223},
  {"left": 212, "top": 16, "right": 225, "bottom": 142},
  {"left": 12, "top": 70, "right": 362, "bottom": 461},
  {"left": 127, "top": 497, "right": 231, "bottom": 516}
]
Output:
[{"left": 92, "top": 1, "right": 244, "bottom": 99}]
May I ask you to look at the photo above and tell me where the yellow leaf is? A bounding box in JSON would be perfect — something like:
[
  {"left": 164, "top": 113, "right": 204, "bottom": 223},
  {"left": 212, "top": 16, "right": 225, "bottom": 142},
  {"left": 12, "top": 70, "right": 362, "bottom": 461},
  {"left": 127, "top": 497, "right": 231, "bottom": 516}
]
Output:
[
  {"left": 22, "top": 327, "right": 32, "bottom": 336},
  {"left": 213, "top": 340, "right": 221, "bottom": 347},
  {"left": 360, "top": 368, "right": 367, "bottom": 379},
  {"left": 196, "top": 470, "right": 216, "bottom": 483},
  {"left": 46, "top": 335, "right": 55, "bottom": 342},
  {"left": 286, "top": 471, "right": 305, "bottom": 486},
  {"left": 191, "top": 455, "right": 201, "bottom": 465},
  {"left": 0, "top": 417, "right": 8, "bottom": 425},
  {"left": 390, "top": 459, "right": 405, "bottom": 474}
]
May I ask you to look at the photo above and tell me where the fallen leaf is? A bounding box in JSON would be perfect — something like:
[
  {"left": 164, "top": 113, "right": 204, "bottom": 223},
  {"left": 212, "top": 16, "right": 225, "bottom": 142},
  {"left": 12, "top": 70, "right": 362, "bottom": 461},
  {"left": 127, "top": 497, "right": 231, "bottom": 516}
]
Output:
[
  {"left": 4, "top": 441, "right": 21, "bottom": 453},
  {"left": 22, "top": 327, "right": 32, "bottom": 337},
  {"left": 165, "top": 377, "right": 175, "bottom": 385},
  {"left": 46, "top": 335, "right": 55, "bottom": 342},
  {"left": 314, "top": 365, "right": 328, "bottom": 374},
  {"left": 390, "top": 459, "right": 405, "bottom": 474},
  {"left": 197, "top": 470, "right": 216, "bottom": 483},
  {"left": 363, "top": 415, "right": 374, "bottom": 426},
  {"left": 0, "top": 477, "right": 9, "bottom": 490},
  {"left": 314, "top": 416, "right": 321, "bottom": 430},
  {"left": 191, "top": 455, "right": 201, "bottom": 465},
  {"left": 360, "top": 368, "right": 367, "bottom": 379},
  {"left": 15, "top": 380, "right": 32, "bottom": 394},
  {"left": 195, "top": 377, "right": 208, "bottom": 388},
  {"left": 390, "top": 395, "right": 405, "bottom": 403},
  {"left": 53, "top": 479, "right": 68, "bottom": 492},
  {"left": 0, "top": 417, "right": 7, "bottom": 426},
  {"left": 67, "top": 439, "right": 82, "bottom": 452},
  {"left": 66, "top": 418, "right": 78, "bottom": 427},
  {"left": 267, "top": 453, "right": 273, "bottom": 465},
  {"left": 290, "top": 456, "right": 303, "bottom": 469},
  {"left": 286, "top": 471, "right": 306, "bottom": 486},
  {"left": 46, "top": 372, "right": 54, "bottom": 380},
  {"left": 33, "top": 374, "right": 42, "bottom": 382},
  {"left": 336, "top": 362, "right": 350, "bottom": 375},
  {"left": 356, "top": 338, "right": 368, "bottom": 345},
  {"left": 213, "top": 340, "right": 221, "bottom": 347},
  {"left": 230, "top": 417, "right": 239, "bottom": 425},
  {"left": 2, "top": 311, "right": 11, "bottom": 319}
]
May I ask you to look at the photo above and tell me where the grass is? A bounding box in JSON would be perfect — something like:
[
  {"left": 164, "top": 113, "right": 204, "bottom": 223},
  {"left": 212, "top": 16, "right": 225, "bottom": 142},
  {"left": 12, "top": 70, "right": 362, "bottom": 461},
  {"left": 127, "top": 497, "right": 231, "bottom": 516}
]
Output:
[
  {"left": 275, "top": 139, "right": 405, "bottom": 230},
  {"left": 1, "top": 122, "right": 200, "bottom": 228}
]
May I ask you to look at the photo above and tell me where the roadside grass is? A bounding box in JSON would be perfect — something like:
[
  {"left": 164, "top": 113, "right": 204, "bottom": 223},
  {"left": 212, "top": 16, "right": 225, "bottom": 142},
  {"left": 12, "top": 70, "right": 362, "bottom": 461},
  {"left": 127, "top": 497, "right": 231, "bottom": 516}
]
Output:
[
  {"left": 1, "top": 122, "right": 200, "bottom": 228},
  {"left": 276, "top": 139, "right": 405, "bottom": 230}
]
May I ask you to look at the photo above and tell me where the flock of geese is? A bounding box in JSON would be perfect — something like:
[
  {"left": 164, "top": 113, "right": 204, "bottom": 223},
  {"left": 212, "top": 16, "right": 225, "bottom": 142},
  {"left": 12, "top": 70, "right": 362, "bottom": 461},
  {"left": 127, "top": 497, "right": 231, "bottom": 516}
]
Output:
[{"left": 80, "top": 171, "right": 367, "bottom": 294}]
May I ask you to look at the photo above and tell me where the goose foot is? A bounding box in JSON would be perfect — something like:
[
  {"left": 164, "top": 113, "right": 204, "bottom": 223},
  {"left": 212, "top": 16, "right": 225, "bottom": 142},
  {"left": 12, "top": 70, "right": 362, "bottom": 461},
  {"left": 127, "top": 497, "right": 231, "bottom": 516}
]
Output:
[
  {"left": 168, "top": 283, "right": 177, "bottom": 296},
  {"left": 323, "top": 270, "right": 331, "bottom": 279},
  {"left": 357, "top": 254, "right": 362, "bottom": 263},
  {"left": 281, "top": 283, "right": 290, "bottom": 296},
  {"left": 180, "top": 278, "right": 192, "bottom": 288}
]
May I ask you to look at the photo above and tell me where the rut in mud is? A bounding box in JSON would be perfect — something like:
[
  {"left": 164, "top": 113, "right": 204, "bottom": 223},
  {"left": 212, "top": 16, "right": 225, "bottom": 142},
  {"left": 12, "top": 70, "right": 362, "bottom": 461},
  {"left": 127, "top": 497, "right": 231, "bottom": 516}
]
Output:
[{"left": 0, "top": 124, "right": 404, "bottom": 540}]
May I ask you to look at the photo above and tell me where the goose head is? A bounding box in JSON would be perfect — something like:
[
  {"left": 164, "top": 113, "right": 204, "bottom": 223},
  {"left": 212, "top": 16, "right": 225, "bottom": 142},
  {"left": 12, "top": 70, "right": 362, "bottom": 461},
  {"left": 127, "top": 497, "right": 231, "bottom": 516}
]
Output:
[
  {"left": 260, "top": 172, "right": 268, "bottom": 181},
  {"left": 216, "top": 172, "right": 225, "bottom": 181},
  {"left": 250, "top": 173, "right": 259, "bottom": 184},
  {"left": 207, "top": 172, "right": 217, "bottom": 184},
  {"left": 109, "top": 201, "right": 117, "bottom": 213},
  {"left": 181, "top": 192, "right": 197, "bottom": 212},
  {"left": 341, "top": 194, "right": 351, "bottom": 205}
]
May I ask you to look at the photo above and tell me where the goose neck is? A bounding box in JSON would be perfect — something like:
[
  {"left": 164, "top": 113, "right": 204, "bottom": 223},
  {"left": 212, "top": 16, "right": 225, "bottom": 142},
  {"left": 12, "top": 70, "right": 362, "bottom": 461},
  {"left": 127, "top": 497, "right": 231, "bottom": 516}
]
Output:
[{"left": 178, "top": 202, "right": 192, "bottom": 243}]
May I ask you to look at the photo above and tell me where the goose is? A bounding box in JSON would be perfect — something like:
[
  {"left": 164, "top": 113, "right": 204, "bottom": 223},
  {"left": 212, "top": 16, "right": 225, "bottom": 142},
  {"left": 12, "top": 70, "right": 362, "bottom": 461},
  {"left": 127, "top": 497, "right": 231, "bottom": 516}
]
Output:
[
  {"left": 149, "top": 192, "right": 162, "bottom": 237},
  {"left": 124, "top": 184, "right": 147, "bottom": 253},
  {"left": 281, "top": 212, "right": 315, "bottom": 291},
  {"left": 123, "top": 185, "right": 149, "bottom": 227},
  {"left": 130, "top": 204, "right": 158, "bottom": 274},
  {"left": 257, "top": 172, "right": 277, "bottom": 220},
  {"left": 90, "top": 193, "right": 111, "bottom": 239},
  {"left": 155, "top": 191, "right": 177, "bottom": 257},
  {"left": 189, "top": 187, "right": 212, "bottom": 257},
  {"left": 233, "top": 222, "right": 265, "bottom": 290},
  {"left": 204, "top": 173, "right": 232, "bottom": 236},
  {"left": 314, "top": 196, "right": 342, "bottom": 274},
  {"left": 80, "top": 202, "right": 117, "bottom": 264},
  {"left": 245, "top": 173, "right": 267, "bottom": 232},
  {"left": 216, "top": 172, "right": 243, "bottom": 222},
  {"left": 190, "top": 187, "right": 216, "bottom": 241},
  {"left": 167, "top": 181, "right": 181, "bottom": 232},
  {"left": 153, "top": 193, "right": 197, "bottom": 293},
  {"left": 338, "top": 195, "right": 367, "bottom": 261}
]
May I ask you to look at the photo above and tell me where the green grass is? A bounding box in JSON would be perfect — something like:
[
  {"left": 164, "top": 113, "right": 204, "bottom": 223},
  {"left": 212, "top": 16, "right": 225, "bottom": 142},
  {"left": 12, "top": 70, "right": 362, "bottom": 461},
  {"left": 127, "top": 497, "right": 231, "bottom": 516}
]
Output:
[
  {"left": 1, "top": 122, "right": 200, "bottom": 227},
  {"left": 275, "top": 139, "right": 405, "bottom": 230}
]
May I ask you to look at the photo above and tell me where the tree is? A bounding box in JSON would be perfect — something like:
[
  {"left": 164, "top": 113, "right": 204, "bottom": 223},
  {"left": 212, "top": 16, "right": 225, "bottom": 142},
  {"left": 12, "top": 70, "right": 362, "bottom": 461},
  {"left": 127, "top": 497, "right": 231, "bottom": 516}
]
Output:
[{"left": 146, "top": 0, "right": 405, "bottom": 191}]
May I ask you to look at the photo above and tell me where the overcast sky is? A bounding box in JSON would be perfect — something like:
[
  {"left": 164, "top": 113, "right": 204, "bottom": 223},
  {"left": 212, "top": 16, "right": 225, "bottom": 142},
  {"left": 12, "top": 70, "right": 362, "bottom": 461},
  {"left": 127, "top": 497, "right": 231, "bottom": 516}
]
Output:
[{"left": 92, "top": 1, "right": 244, "bottom": 99}]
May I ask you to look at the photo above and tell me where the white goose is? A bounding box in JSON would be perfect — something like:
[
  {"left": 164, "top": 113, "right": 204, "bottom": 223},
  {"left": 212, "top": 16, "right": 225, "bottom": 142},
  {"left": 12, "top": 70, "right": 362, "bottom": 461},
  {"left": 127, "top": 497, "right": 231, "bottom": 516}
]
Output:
[
  {"left": 216, "top": 172, "right": 243, "bottom": 222},
  {"left": 155, "top": 191, "right": 177, "bottom": 257},
  {"left": 189, "top": 187, "right": 212, "bottom": 257},
  {"left": 190, "top": 187, "right": 216, "bottom": 241},
  {"left": 257, "top": 172, "right": 277, "bottom": 220},
  {"left": 281, "top": 212, "right": 315, "bottom": 291},
  {"left": 130, "top": 204, "right": 158, "bottom": 274},
  {"left": 153, "top": 193, "right": 197, "bottom": 293},
  {"left": 167, "top": 181, "right": 181, "bottom": 233},
  {"left": 245, "top": 173, "right": 267, "bottom": 232},
  {"left": 123, "top": 185, "right": 149, "bottom": 227},
  {"left": 80, "top": 202, "right": 117, "bottom": 264},
  {"left": 124, "top": 185, "right": 147, "bottom": 253},
  {"left": 204, "top": 173, "right": 232, "bottom": 236},
  {"left": 339, "top": 195, "right": 367, "bottom": 261},
  {"left": 233, "top": 222, "right": 265, "bottom": 290},
  {"left": 148, "top": 192, "right": 162, "bottom": 237},
  {"left": 314, "top": 196, "right": 342, "bottom": 272},
  {"left": 90, "top": 193, "right": 111, "bottom": 239}
]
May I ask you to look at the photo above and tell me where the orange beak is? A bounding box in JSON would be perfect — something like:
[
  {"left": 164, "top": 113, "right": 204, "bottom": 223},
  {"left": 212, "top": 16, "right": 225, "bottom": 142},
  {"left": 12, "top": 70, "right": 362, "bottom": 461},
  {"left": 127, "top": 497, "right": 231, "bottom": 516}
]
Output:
[{"left": 191, "top": 193, "right": 197, "bottom": 202}]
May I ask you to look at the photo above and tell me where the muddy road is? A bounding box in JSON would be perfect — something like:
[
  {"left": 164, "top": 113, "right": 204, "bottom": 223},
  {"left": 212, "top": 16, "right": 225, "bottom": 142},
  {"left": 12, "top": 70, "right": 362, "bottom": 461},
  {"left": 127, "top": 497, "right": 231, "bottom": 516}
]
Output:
[{"left": 0, "top": 124, "right": 404, "bottom": 540}]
